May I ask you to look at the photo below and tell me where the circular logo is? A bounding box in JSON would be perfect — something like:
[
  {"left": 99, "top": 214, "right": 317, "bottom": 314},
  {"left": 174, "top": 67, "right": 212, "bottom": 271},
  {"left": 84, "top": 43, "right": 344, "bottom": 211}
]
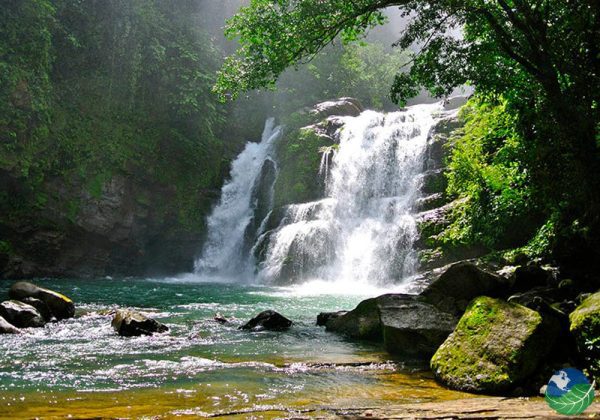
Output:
[{"left": 545, "top": 368, "right": 595, "bottom": 415}]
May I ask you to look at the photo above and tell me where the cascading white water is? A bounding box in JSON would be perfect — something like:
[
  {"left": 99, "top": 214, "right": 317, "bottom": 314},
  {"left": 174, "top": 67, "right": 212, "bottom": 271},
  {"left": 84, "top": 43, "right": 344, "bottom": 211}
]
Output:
[
  {"left": 258, "top": 103, "right": 442, "bottom": 287},
  {"left": 194, "top": 119, "right": 282, "bottom": 279}
]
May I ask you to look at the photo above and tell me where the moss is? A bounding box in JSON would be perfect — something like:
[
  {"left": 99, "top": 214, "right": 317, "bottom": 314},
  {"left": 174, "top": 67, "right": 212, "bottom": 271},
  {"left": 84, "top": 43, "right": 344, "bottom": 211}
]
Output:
[
  {"left": 431, "top": 296, "right": 553, "bottom": 394},
  {"left": 569, "top": 291, "right": 600, "bottom": 381}
]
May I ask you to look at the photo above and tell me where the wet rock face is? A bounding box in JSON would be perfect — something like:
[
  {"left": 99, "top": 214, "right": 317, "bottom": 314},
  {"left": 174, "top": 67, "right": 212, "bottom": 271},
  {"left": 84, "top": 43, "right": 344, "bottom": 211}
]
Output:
[
  {"left": 569, "top": 291, "right": 600, "bottom": 382},
  {"left": 111, "top": 309, "right": 169, "bottom": 337},
  {"left": 241, "top": 310, "right": 293, "bottom": 331},
  {"left": 0, "top": 300, "right": 45, "bottom": 328},
  {"left": 311, "top": 98, "right": 364, "bottom": 119},
  {"left": 430, "top": 296, "right": 560, "bottom": 394},
  {"left": 9, "top": 281, "right": 75, "bottom": 320},
  {"left": 0, "top": 173, "right": 207, "bottom": 279}
]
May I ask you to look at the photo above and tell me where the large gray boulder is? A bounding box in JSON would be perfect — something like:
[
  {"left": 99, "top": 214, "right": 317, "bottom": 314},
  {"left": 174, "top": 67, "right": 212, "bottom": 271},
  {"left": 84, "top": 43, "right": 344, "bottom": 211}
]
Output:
[
  {"left": 431, "top": 296, "right": 560, "bottom": 394},
  {"left": 0, "top": 300, "right": 45, "bottom": 328},
  {"left": 111, "top": 309, "right": 168, "bottom": 337},
  {"left": 9, "top": 281, "right": 75, "bottom": 320},
  {"left": 380, "top": 296, "right": 457, "bottom": 357},
  {"left": 327, "top": 294, "right": 457, "bottom": 357},
  {"left": 0, "top": 315, "right": 21, "bottom": 334},
  {"left": 420, "top": 261, "right": 509, "bottom": 316}
]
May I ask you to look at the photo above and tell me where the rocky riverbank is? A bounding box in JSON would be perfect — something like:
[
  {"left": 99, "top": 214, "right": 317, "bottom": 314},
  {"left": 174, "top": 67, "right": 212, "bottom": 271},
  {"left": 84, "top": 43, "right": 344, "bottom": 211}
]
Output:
[{"left": 321, "top": 258, "right": 600, "bottom": 398}]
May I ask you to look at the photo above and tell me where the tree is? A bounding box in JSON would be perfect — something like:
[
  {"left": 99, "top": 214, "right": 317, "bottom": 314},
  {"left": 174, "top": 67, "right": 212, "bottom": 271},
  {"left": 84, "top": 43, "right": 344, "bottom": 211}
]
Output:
[{"left": 215, "top": 0, "right": 600, "bottom": 261}]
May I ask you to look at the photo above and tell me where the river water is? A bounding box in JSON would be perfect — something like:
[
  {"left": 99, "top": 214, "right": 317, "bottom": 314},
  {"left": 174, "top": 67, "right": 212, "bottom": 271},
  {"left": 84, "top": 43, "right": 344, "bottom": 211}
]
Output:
[{"left": 0, "top": 278, "right": 472, "bottom": 418}]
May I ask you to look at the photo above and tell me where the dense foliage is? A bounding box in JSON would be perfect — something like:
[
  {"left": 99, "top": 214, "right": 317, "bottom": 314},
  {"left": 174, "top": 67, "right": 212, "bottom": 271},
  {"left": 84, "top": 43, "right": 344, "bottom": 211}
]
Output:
[
  {"left": 216, "top": 0, "right": 600, "bottom": 264},
  {"left": 1, "top": 0, "right": 231, "bottom": 230},
  {"left": 440, "top": 99, "right": 544, "bottom": 251}
]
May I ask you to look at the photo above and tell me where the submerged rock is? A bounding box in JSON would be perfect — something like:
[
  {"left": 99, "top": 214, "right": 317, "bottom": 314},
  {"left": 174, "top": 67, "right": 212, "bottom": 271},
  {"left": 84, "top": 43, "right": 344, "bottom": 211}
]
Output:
[
  {"left": 430, "top": 296, "right": 560, "bottom": 394},
  {"left": 111, "top": 309, "right": 168, "bottom": 337},
  {"left": 0, "top": 315, "right": 21, "bottom": 334},
  {"left": 569, "top": 291, "right": 600, "bottom": 382},
  {"left": 316, "top": 311, "right": 347, "bottom": 327},
  {"left": 241, "top": 310, "right": 292, "bottom": 331},
  {"left": 0, "top": 300, "right": 45, "bottom": 328},
  {"left": 420, "top": 261, "right": 508, "bottom": 316},
  {"left": 9, "top": 281, "right": 75, "bottom": 320},
  {"left": 213, "top": 313, "right": 229, "bottom": 324}
]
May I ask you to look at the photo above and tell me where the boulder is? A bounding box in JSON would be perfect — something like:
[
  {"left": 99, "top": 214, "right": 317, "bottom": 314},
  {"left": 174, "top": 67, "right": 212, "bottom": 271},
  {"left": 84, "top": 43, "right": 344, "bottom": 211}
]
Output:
[
  {"left": 111, "top": 309, "right": 168, "bottom": 337},
  {"left": 569, "top": 291, "right": 600, "bottom": 382},
  {"left": 380, "top": 296, "right": 457, "bottom": 357},
  {"left": 0, "top": 315, "right": 21, "bottom": 334},
  {"left": 316, "top": 311, "right": 347, "bottom": 326},
  {"left": 241, "top": 310, "right": 292, "bottom": 331},
  {"left": 326, "top": 294, "right": 457, "bottom": 357},
  {"left": 430, "top": 296, "right": 560, "bottom": 394},
  {"left": 0, "top": 300, "right": 45, "bottom": 328},
  {"left": 9, "top": 281, "right": 75, "bottom": 320},
  {"left": 326, "top": 296, "right": 382, "bottom": 340},
  {"left": 311, "top": 98, "right": 364, "bottom": 119},
  {"left": 420, "top": 261, "right": 509, "bottom": 316},
  {"left": 20, "top": 297, "right": 52, "bottom": 321}
]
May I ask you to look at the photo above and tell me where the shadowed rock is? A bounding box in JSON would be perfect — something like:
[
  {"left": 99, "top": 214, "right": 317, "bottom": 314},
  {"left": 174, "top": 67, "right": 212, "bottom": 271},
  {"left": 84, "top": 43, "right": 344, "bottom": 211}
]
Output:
[{"left": 241, "top": 310, "right": 292, "bottom": 331}]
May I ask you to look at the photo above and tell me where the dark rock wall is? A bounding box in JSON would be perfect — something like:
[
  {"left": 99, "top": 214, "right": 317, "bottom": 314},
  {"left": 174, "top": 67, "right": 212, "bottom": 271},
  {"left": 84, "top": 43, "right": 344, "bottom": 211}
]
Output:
[{"left": 0, "top": 171, "right": 217, "bottom": 279}]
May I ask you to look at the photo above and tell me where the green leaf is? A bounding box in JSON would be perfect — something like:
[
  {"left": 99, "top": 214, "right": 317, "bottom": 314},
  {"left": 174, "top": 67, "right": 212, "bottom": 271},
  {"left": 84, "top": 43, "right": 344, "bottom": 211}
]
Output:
[{"left": 545, "top": 382, "right": 596, "bottom": 415}]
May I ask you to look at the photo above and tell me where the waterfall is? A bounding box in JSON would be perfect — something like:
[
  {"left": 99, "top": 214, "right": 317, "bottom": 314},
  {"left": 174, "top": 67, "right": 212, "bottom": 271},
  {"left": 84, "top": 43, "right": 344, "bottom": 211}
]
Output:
[
  {"left": 194, "top": 119, "right": 282, "bottom": 279},
  {"left": 258, "top": 103, "right": 442, "bottom": 286}
]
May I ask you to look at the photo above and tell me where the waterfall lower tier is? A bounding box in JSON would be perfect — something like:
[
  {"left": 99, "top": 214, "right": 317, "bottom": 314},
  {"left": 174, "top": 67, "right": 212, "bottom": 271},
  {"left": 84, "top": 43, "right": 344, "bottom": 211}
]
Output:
[
  {"left": 194, "top": 119, "right": 282, "bottom": 279},
  {"left": 196, "top": 101, "right": 444, "bottom": 288}
]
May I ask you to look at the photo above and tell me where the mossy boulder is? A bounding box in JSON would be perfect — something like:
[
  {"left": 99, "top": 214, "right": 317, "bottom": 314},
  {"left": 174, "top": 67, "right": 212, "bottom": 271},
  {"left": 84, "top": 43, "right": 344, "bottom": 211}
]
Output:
[
  {"left": 569, "top": 291, "right": 600, "bottom": 381},
  {"left": 431, "top": 296, "right": 560, "bottom": 394}
]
